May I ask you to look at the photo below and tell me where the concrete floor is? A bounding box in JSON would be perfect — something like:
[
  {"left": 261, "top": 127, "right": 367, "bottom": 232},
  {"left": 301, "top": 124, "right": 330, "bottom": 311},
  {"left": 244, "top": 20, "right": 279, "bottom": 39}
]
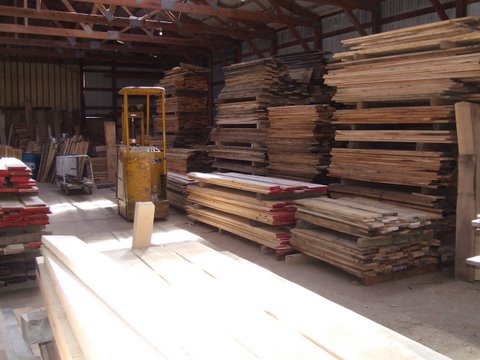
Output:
[{"left": 1, "top": 184, "right": 479, "bottom": 359}]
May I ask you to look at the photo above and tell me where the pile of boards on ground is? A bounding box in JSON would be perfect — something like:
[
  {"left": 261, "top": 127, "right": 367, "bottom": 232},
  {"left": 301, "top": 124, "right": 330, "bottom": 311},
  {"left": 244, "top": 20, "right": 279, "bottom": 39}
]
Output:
[
  {"left": 38, "top": 235, "right": 448, "bottom": 359},
  {"left": 0, "top": 157, "right": 50, "bottom": 289},
  {"left": 186, "top": 172, "right": 327, "bottom": 256}
]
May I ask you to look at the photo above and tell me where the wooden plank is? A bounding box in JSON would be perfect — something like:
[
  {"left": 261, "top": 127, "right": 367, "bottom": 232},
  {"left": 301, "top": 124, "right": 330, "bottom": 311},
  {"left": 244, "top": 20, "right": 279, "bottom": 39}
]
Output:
[
  {"left": 454, "top": 102, "right": 480, "bottom": 281},
  {"left": 132, "top": 202, "right": 154, "bottom": 249}
]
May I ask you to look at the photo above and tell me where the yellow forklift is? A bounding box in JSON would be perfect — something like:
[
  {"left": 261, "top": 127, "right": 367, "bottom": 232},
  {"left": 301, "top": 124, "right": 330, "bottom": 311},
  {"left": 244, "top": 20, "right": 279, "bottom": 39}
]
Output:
[{"left": 117, "top": 87, "right": 169, "bottom": 220}]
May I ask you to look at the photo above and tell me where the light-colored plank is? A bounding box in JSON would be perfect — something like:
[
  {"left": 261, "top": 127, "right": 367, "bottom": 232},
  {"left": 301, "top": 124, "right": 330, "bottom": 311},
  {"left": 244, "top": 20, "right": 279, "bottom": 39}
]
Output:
[{"left": 132, "top": 202, "right": 154, "bottom": 249}]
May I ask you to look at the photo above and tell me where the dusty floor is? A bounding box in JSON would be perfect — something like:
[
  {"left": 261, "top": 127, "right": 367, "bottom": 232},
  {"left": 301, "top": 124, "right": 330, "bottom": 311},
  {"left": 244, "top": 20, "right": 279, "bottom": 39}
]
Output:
[{"left": 1, "top": 184, "right": 479, "bottom": 359}]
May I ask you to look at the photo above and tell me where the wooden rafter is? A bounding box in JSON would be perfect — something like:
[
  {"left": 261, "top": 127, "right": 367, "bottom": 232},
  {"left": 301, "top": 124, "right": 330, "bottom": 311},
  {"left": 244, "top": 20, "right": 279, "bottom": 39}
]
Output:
[
  {"left": 273, "top": 0, "right": 323, "bottom": 23},
  {"left": 0, "top": 5, "right": 262, "bottom": 40},
  {"left": 429, "top": 0, "right": 449, "bottom": 20},
  {"left": 301, "top": 0, "right": 374, "bottom": 10},
  {"left": 60, "top": 0, "right": 93, "bottom": 33},
  {"left": 343, "top": 7, "right": 368, "bottom": 36},
  {"left": 0, "top": 23, "right": 214, "bottom": 48},
  {"left": 70, "top": 0, "right": 312, "bottom": 26}
]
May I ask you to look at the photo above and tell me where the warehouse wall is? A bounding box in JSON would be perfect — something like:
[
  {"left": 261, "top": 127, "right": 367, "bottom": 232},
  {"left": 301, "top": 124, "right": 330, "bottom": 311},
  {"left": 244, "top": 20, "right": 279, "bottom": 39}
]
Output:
[{"left": 0, "top": 60, "right": 81, "bottom": 111}]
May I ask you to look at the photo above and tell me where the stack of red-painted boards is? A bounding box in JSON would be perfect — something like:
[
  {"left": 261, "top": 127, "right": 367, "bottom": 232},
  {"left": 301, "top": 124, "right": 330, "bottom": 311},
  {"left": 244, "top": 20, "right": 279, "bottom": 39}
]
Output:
[
  {"left": 187, "top": 172, "right": 327, "bottom": 256},
  {"left": 0, "top": 157, "right": 38, "bottom": 193},
  {"left": 0, "top": 195, "right": 50, "bottom": 228}
]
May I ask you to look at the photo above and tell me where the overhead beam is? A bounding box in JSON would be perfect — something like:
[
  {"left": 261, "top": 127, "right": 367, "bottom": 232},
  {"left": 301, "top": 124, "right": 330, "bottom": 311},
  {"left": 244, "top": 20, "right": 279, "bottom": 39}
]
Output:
[
  {"left": 60, "top": 0, "right": 93, "bottom": 33},
  {"left": 302, "top": 0, "right": 375, "bottom": 10},
  {"left": 429, "top": 0, "right": 450, "bottom": 20},
  {"left": 0, "top": 23, "right": 213, "bottom": 48},
  {"left": 0, "top": 5, "right": 262, "bottom": 40},
  {"left": 71, "top": 0, "right": 314, "bottom": 26},
  {"left": 271, "top": 0, "right": 323, "bottom": 24},
  {"left": 343, "top": 7, "right": 368, "bottom": 36}
]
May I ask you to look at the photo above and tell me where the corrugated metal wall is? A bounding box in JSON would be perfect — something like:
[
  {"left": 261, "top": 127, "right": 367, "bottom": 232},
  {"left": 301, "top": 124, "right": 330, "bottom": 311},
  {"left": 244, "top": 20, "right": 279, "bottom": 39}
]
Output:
[{"left": 0, "top": 60, "right": 81, "bottom": 111}]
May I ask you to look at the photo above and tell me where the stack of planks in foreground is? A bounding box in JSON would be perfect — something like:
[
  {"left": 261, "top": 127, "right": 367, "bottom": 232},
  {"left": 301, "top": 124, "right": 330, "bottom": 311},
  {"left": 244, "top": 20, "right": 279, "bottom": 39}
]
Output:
[
  {"left": 166, "top": 148, "right": 210, "bottom": 210},
  {"left": 322, "top": 18, "right": 480, "bottom": 261},
  {"left": 275, "top": 50, "right": 333, "bottom": 104},
  {"left": 187, "top": 172, "right": 327, "bottom": 256},
  {"left": 154, "top": 63, "right": 210, "bottom": 148},
  {"left": 291, "top": 196, "right": 440, "bottom": 285},
  {"left": 210, "top": 58, "right": 306, "bottom": 175},
  {"left": 267, "top": 105, "right": 334, "bottom": 183},
  {"left": 38, "top": 235, "right": 448, "bottom": 359},
  {"left": 0, "top": 157, "right": 50, "bottom": 289}
]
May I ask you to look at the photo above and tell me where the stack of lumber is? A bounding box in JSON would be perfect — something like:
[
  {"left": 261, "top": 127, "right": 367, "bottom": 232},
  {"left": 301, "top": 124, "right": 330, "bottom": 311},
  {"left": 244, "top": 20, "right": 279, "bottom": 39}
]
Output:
[
  {"left": 0, "top": 158, "right": 50, "bottom": 289},
  {"left": 267, "top": 105, "right": 334, "bottom": 183},
  {"left": 154, "top": 63, "right": 210, "bottom": 148},
  {"left": 275, "top": 51, "right": 333, "bottom": 103},
  {"left": 0, "top": 145, "right": 22, "bottom": 159},
  {"left": 211, "top": 58, "right": 306, "bottom": 175},
  {"left": 291, "top": 197, "right": 440, "bottom": 284},
  {"left": 37, "top": 235, "right": 448, "bottom": 359},
  {"left": 0, "top": 157, "right": 38, "bottom": 193},
  {"left": 187, "top": 172, "right": 327, "bottom": 255},
  {"left": 167, "top": 148, "right": 211, "bottom": 175},
  {"left": 167, "top": 172, "right": 197, "bottom": 209},
  {"left": 37, "top": 137, "right": 89, "bottom": 183},
  {"left": 325, "top": 17, "right": 480, "bottom": 103}
]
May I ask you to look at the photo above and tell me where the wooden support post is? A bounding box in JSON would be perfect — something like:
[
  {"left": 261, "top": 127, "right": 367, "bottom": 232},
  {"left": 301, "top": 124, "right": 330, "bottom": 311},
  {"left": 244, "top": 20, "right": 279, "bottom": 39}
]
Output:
[
  {"left": 0, "top": 110, "right": 6, "bottom": 145},
  {"left": 454, "top": 102, "right": 480, "bottom": 281},
  {"left": 371, "top": 2, "right": 382, "bottom": 34},
  {"left": 132, "top": 201, "right": 155, "bottom": 249},
  {"left": 456, "top": 0, "right": 467, "bottom": 17}
]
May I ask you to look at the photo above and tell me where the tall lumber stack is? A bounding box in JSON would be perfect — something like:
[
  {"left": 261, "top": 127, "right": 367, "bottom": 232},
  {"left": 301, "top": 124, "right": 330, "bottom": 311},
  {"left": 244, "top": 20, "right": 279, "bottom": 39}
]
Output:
[
  {"left": 267, "top": 105, "right": 334, "bottom": 183},
  {"left": 0, "top": 157, "right": 50, "bottom": 289},
  {"left": 291, "top": 197, "right": 440, "bottom": 285},
  {"left": 187, "top": 172, "right": 327, "bottom": 256},
  {"left": 210, "top": 58, "right": 306, "bottom": 175},
  {"left": 275, "top": 50, "right": 333, "bottom": 104},
  {"left": 154, "top": 63, "right": 210, "bottom": 148},
  {"left": 324, "top": 17, "right": 480, "bottom": 260}
]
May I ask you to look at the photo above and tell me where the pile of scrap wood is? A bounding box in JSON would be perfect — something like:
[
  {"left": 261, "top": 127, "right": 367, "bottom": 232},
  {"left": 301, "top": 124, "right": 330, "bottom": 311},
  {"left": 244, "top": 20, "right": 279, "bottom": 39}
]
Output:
[
  {"left": 210, "top": 58, "right": 306, "bottom": 175},
  {"left": 0, "top": 157, "right": 50, "bottom": 289},
  {"left": 37, "top": 235, "right": 447, "bottom": 359},
  {"left": 291, "top": 197, "right": 440, "bottom": 284},
  {"left": 167, "top": 172, "right": 197, "bottom": 209},
  {"left": 267, "top": 105, "right": 334, "bottom": 183},
  {"left": 187, "top": 172, "right": 327, "bottom": 255},
  {"left": 275, "top": 50, "right": 333, "bottom": 103},
  {"left": 167, "top": 148, "right": 211, "bottom": 174},
  {"left": 37, "top": 137, "right": 89, "bottom": 183},
  {"left": 0, "top": 145, "right": 22, "bottom": 159},
  {"left": 154, "top": 63, "right": 210, "bottom": 148}
]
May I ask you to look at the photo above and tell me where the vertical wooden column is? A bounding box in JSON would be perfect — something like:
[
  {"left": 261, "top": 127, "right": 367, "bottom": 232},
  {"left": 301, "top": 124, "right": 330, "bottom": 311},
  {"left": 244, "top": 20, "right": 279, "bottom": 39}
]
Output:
[
  {"left": 104, "top": 121, "right": 117, "bottom": 183},
  {"left": 454, "top": 102, "right": 480, "bottom": 281},
  {"left": 111, "top": 62, "right": 117, "bottom": 123}
]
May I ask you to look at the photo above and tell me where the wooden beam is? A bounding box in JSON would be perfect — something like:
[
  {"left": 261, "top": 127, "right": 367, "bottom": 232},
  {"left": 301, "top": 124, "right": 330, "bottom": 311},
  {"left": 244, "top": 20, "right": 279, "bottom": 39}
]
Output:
[
  {"left": 71, "top": 0, "right": 305, "bottom": 25},
  {"left": 343, "top": 7, "right": 368, "bottom": 36},
  {"left": 60, "top": 0, "right": 93, "bottom": 33},
  {"left": 429, "top": 0, "right": 450, "bottom": 20},
  {"left": 371, "top": 1, "right": 382, "bottom": 34},
  {"left": 269, "top": 0, "right": 310, "bottom": 51},
  {"left": 456, "top": 0, "right": 467, "bottom": 17},
  {"left": 273, "top": 0, "right": 323, "bottom": 24},
  {"left": 0, "top": 23, "right": 212, "bottom": 48},
  {"left": 304, "top": 0, "right": 375, "bottom": 10}
]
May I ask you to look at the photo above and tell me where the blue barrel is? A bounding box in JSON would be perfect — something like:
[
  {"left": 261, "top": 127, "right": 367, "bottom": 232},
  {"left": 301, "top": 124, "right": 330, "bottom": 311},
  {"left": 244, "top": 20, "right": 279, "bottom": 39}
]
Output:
[{"left": 22, "top": 153, "right": 41, "bottom": 180}]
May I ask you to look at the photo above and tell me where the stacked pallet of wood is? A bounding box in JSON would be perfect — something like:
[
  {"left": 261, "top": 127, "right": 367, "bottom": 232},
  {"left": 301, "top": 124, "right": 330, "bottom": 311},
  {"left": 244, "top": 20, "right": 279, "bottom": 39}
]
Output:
[
  {"left": 187, "top": 172, "right": 327, "bottom": 255},
  {"left": 275, "top": 51, "right": 333, "bottom": 103},
  {"left": 167, "top": 172, "right": 197, "bottom": 209},
  {"left": 291, "top": 196, "right": 440, "bottom": 284},
  {"left": 154, "top": 63, "right": 210, "bottom": 148},
  {"left": 267, "top": 105, "right": 334, "bottom": 183},
  {"left": 37, "top": 235, "right": 447, "bottom": 359},
  {"left": 0, "top": 157, "right": 50, "bottom": 289},
  {"left": 167, "top": 148, "right": 211, "bottom": 175},
  {"left": 210, "top": 58, "right": 306, "bottom": 175}
]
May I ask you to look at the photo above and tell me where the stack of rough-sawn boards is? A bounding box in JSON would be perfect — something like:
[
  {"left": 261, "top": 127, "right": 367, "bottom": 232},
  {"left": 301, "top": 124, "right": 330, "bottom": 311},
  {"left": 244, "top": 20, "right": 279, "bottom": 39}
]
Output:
[
  {"left": 267, "top": 104, "right": 334, "bottom": 183},
  {"left": 0, "top": 157, "right": 50, "bottom": 288},
  {"left": 323, "top": 18, "right": 480, "bottom": 245},
  {"left": 291, "top": 196, "right": 440, "bottom": 285},
  {"left": 187, "top": 172, "right": 327, "bottom": 256},
  {"left": 154, "top": 63, "right": 210, "bottom": 148},
  {"left": 210, "top": 58, "right": 306, "bottom": 175}
]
